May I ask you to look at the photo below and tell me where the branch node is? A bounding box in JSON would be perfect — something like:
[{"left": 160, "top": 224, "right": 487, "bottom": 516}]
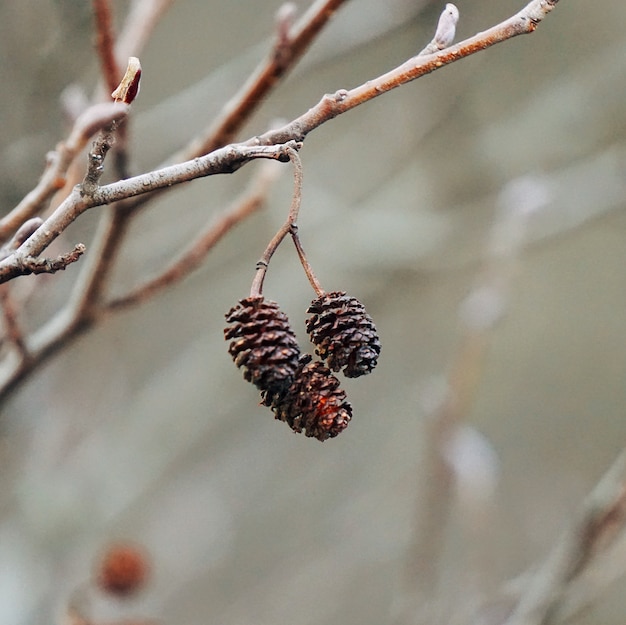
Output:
[{"left": 420, "top": 3, "right": 460, "bottom": 55}]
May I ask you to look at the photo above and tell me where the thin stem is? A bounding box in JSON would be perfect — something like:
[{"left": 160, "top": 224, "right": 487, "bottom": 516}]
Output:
[
  {"left": 250, "top": 146, "right": 303, "bottom": 297},
  {"left": 291, "top": 229, "right": 324, "bottom": 297},
  {"left": 0, "top": 143, "right": 295, "bottom": 285}
]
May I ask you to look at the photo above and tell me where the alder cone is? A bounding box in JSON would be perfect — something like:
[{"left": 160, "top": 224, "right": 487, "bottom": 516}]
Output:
[
  {"left": 306, "top": 291, "right": 381, "bottom": 378},
  {"left": 225, "top": 297, "right": 300, "bottom": 393},
  {"left": 263, "top": 355, "right": 352, "bottom": 441},
  {"left": 96, "top": 543, "right": 149, "bottom": 598}
]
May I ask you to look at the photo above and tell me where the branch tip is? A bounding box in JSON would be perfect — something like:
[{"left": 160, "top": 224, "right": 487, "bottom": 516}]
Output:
[{"left": 111, "top": 56, "right": 142, "bottom": 104}]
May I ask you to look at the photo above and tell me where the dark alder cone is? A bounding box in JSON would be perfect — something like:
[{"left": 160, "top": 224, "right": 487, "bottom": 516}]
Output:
[
  {"left": 225, "top": 297, "right": 300, "bottom": 393},
  {"left": 263, "top": 355, "right": 353, "bottom": 441},
  {"left": 306, "top": 291, "right": 381, "bottom": 378}
]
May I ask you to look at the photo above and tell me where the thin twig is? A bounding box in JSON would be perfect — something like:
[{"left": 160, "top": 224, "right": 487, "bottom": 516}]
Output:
[
  {"left": 80, "top": 122, "right": 119, "bottom": 196},
  {"left": 0, "top": 142, "right": 296, "bottom": 285},
  {"left": 76, "top": 0, "right": 347, "bottom": 316},
  {"left": 18, "top": 245, "right": 86, "bottom": 275},
  {"left": 0, "top": 0, "right": 559, "bottom": 280},
  {"left": 291, "top": 228, "right": 324, "bottom": 297},
  {"left": 107, "top": 159, "right": 284, "bottom": 311},
  {"left": 92, "top": 0, "right": 136, "bottom": 183},
  {"left": 250, "top": 146, "right": 302, "bottom": 297}
]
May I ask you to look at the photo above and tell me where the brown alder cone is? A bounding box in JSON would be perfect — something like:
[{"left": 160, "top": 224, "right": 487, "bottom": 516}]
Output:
[
  {"left": 263, "top": 355, "right": 352, "bottom": 441},
  {"left": 95, "top": 543, "right": 149, "bottom": 598},
  {"left": 306, "top": 291, "right": 381, "bottom": 378},
  {"left": 225, "top": 297, "right": 301, "bottom": 394}
]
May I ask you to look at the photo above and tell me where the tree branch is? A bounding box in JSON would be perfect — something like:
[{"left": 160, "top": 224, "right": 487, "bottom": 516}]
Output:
[
  {"left": 253, "top": 0, "right": 559, "bottom": 147},
  {"left": 92, "top": 0, "right": 122, "bottom": 96},
  {"left": 0, "top": 0, "right": 561, "bottom": 404},
  {"left": 0, "top": 142, "right": 297, "bottom": 285}
]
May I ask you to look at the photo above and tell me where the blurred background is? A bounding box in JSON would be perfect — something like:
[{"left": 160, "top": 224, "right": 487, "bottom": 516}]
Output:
[{"left": 1, "top": 0, "right": 626, "bottom": 624}]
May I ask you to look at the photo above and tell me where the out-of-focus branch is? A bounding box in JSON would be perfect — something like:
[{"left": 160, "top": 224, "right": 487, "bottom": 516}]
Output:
[
  {"left": 115, "top": 0, "right": 175, "bottom": 67},
  {"left": 92, "top": 0, "right": 122, "bottom": 95},
  {"left": 176, "top": 0, "right": 351, "bottom": 162},
  {"left": 107, "top": 159, "right": 284, "bottom": 311},
  {"left": 501, "top": 449, "right": 626, "bottom": 625},
  {"left": 0, "top": 102, "right": 128, "bottom": 244},
  {"left": 0, "top": 285, "right": 28, "bottom": 360},
  {"left": 395, "top": 177, "right": 549, "bottom": 625}
]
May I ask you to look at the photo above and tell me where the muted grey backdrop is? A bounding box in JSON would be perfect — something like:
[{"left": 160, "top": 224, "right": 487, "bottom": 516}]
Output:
[{"left": 1, "top": 1, "right": 626, "bottom": 624}]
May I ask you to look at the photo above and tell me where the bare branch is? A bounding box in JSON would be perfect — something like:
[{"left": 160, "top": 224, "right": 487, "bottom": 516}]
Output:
[
  {"left": 0, "top": 0, "right": 562, "bottom": 405},
  {"left": 0, "top": 142, "right": 297, "bottom": 288},
  {"left": 3, "top": 218, "right": 44, "bottom": 254},
  {"left": 396, "top": 176, "right": 548, "bottom": 624},
  {"left": 80, "top": 123, "right": 120, "bottom": 196},
  {"left": 254, "top": 0, "right": 560, "bottom": 147}
]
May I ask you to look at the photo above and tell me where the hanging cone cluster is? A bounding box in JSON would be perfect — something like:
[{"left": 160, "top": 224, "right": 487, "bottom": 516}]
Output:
[
  {"left": 225, "top": 290, "right": 379, "bottom": 442},
  {"left": 263, "top": 355, "right": 352, "bottom": 441},
  {"left": 306, "top": 291, "right": 381, "bottom": 378},
  {"left": 224, "top": 297, "right": 300, "bottom": 394}
]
